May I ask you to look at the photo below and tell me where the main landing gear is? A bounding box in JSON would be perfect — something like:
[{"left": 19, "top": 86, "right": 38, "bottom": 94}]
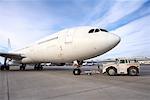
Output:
[
  {"left": 73, "top": 60, "right": 83, "bottom": 75},
  {"left": 0, "top": 57, "right": 10, "bottom": 71},
  {"left": 0, "top": 65, "right": 10, "bottom": 70},
  {"left": 19, "top": 63, "right": 43, "bottom": 71},
  {"left": 34, "top": 64, "right": 43, "bottom": 70},
  {"left": 20, "top": 64, "right": 26, "bottom": 70}
]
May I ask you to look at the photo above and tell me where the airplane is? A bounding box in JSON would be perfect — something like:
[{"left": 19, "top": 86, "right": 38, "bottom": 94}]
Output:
[{"left": 0, "top": 26, "right": 121, "bottom": 75}]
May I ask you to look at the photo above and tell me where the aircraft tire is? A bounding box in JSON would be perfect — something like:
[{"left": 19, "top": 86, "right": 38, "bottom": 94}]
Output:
[
  {"left": 73, "top": 68, "right": 81, "bottom": 75},
  {"left": 6, "top": 65, "right": 10, "bottom": 70},
  {"left": 34, "top": 67, "right": 37, "bottom": 70},
  {"left": 34, "top": 67, "right": 42, "bottom": 70},
  {"left": 20, "top": 66, "right": 22, "bottom": 70},
  {"left": 0, "top": 65, "right": 5, "bottom": 71},
  {"left": 22, "top": 67, "right": 25, "bottom": 70},
  {"left": 40, "top": 66, "right": 43, "bottom": 70},
  {"left": 20, "top": 66, "right": 25, "bottom": 70}
]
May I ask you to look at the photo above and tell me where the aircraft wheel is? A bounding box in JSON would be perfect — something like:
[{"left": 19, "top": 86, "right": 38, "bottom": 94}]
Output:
[
  {"left": 37, "top": 66, "right": 43, "bottom": 70},
  {"left": 20, "top": 66, "right": 22, "bottom": 70},
  {"left": 128, "top": 67, "right": 138, "bottom": 76},
  {"left": 40, "top": 66, "right": 43, "bottom": 70},
  {"left": 34, "top": 67, "right": 42, "bottom": 70},
  {"left": 37, "top": 67, "right": 40, "bottom": 70},
  {"left": 73, "top": 68, "right": 81, "bottom": 75},
  {"left": 22, "top": 66, "right": 25, "bottom": 70},
  {"left": 34, "top": 67, "right": 38, "bottom": 70},
  {"left": 0, "top": 65, "right": 5, "bottom": 71},
  {"left": 20, "top": 66, "right": 25, "bottom": 70},
  {"left": 20, "top": 64, "right": 26, "bottom": 70},
  {"left": 107, "top": 67, "right": 117, "bottom": 76},
  {"left": 6, "top": 65, "right": 10, "bottom": 70}
]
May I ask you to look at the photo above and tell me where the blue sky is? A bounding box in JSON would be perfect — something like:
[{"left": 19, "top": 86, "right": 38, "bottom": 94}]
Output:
[{"left": 0, "top": 0, "right": 150, "bottom": 60}]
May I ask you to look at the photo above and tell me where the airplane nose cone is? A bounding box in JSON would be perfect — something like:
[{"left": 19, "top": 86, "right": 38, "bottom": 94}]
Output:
[
  {"left": 105, "top": 33, "right": 121, "bottom": 50},
  {"left": 111, "top": 34, "right": 121, "bottom": 46}
]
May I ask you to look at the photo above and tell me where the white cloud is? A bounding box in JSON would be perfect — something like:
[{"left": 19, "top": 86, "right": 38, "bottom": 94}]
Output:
[
  {"left": 0, "top": 2, "right": 58, "bottom": 49},
  {"left": 92, "top": 0, "right": 146, "bottom": 27}
]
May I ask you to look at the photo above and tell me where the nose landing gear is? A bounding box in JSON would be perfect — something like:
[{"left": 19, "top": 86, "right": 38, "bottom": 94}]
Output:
[
  {"left": 73, "top": 60, "right": 83, "bottom": 75},
  {"left": 73, "top": 68, "right": 81, "bottom": 75}
]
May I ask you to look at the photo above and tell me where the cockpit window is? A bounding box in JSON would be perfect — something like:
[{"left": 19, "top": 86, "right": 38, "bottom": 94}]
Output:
[
  {"left": 95, "top": 29, "right": 99, "bottom": 32},
  {"left": 100, "top": 29, "right": 108, "bottom": 32},
  {"left": 88, "top": 29, "right": 94, "bottom": 33},
  {"left": 89, "top": 28, "right": 108, "bottom": 33}
]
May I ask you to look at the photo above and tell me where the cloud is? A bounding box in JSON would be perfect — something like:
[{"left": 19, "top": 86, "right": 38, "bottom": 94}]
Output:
[
  {"left": 92, "top": 0, "right": 148, "bottom": 28},
  {"left": 106, "top": 0, "right": 150, "bottom": 31},
  {"left": 0, "top": 1, "right": 59, "bottom": 49},
  {"left": 81, "top": 0, "right": 114, "bottom": 26}
]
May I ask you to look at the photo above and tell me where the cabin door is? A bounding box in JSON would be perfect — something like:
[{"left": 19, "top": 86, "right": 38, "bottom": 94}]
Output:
[{"left": 65, "top": 30, "right": 73, "bottom": 43}]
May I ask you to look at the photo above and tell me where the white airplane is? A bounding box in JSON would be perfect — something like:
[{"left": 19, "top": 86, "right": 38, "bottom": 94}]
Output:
[{"left": 0, "top": 26, "right": 121, "bottom": 75}]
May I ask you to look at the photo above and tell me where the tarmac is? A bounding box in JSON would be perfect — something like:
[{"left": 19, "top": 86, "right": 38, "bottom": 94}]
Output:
[{"left": 0, "top": 65, "right": 150, "bottom": 100}]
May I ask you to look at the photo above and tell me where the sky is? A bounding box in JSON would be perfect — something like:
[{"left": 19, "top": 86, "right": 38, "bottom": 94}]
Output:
[{"left": 0, "top": 0, "right": 150, "bottom": 61}]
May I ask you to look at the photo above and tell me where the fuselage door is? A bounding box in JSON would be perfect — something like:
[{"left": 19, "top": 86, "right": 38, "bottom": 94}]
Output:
[{"left": 65, "top": 29, "right": 73, "bottom": 43}]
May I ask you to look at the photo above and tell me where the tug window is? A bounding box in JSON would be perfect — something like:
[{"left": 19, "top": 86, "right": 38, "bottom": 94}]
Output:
[
  {"left": 120, "top": 60, "right": 125, "bottom": 63},
  {"left": 88, "top": 29, "right": 94, "bottom": 33}
]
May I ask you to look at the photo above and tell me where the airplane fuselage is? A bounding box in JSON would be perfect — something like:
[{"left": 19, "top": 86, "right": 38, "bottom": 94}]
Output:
[{"left": 12, "top": 26, "right": 121, "bottom": 64}]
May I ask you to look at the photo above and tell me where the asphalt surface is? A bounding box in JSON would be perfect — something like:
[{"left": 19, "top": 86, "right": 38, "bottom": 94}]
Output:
[{"left": 0, "top": 65, "right": 150, "bottom": 100}]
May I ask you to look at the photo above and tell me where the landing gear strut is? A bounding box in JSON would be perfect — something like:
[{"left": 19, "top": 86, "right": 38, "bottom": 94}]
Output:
[{"left": 34, "top": 64, "right": 43, "bottom": 70}]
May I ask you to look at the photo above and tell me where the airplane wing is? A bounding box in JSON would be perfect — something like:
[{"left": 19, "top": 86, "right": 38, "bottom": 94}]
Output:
[{"left": 0, "top": 52, "right": 24, "bottom": 60}]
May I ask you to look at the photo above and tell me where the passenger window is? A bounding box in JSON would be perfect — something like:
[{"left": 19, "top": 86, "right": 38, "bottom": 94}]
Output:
[
  {"left": 88, "top": 29, "right": 94, "bottom": 33},
  {"left": 95, "top": 29, "right": 99, "bottom": 32},
  {"left": 100, "top": 29, "right": 108, "bottom": 32}
]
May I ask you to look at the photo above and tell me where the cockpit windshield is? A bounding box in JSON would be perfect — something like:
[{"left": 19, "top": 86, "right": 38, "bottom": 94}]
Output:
[
  {"left": 88, "top": 29, "right": 94, "bottom": 33},
  {"left": 100, "top": 29, "right": 108, "bottom": 32},
  {"left": 88, "top": 28, "right": 108, "bottom": 33},
  {"left": 95, "top": 29, "right": 99, "bottom": 32}
]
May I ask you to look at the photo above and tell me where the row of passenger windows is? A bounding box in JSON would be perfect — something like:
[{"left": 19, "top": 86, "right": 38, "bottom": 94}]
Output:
[{"left": 88, "top": 28, "right": 108, "bottom": 33}]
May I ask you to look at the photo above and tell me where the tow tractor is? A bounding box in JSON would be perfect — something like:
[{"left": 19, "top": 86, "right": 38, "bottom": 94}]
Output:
[{"left": 102, "top": 58, "right": 140, "bottom": 76}]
